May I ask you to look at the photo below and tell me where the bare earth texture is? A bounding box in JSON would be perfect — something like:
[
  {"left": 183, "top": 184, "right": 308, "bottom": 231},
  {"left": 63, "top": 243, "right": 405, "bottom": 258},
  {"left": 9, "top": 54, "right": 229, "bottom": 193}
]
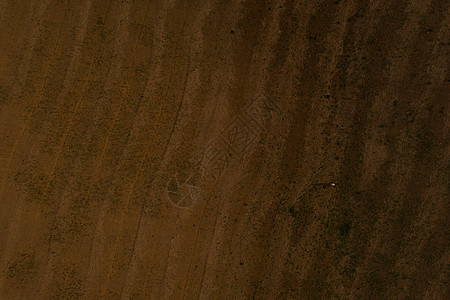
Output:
[{"left": 0, "top": 0, "right": 449, "bottom": 299}]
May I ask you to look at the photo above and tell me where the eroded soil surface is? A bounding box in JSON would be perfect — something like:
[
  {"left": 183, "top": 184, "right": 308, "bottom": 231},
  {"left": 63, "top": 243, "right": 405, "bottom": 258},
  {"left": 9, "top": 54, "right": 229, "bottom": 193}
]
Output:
[{"left": 0, "top": 0, "right": 448, "bottom": 299}]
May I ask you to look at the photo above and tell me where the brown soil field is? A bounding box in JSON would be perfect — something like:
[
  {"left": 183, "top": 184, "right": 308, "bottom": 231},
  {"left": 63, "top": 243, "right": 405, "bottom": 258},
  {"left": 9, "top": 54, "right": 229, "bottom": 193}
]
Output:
[{"left": 0, "top": 0, "right": 449, "bottom": 299}]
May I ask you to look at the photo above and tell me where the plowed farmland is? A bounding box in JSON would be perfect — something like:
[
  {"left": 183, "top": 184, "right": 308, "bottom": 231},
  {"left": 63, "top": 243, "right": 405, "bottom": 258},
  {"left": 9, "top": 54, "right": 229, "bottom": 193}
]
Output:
[{"left": 0, "top": 0, "right": 449, "bottom": 299}]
